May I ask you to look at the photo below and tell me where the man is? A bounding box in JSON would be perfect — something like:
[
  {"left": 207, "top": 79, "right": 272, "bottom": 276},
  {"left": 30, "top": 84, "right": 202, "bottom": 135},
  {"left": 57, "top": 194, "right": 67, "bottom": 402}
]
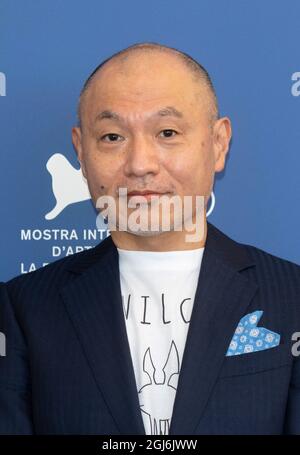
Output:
[{"left": 0, "top": 42, "right": 300, "bottom": 435}]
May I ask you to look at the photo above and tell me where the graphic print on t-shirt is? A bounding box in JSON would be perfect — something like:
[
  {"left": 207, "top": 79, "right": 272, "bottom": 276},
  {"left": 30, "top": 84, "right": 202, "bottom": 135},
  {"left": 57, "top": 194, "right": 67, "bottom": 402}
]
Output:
[
  {"left": 117, "top": 246, "right": 204, "bottom": 436},
  {"left": 138, "top": 340, "right": 179, "bottom": 435},
  {"left": 121, "top": 291, "right": 195, "bottom": 435}
]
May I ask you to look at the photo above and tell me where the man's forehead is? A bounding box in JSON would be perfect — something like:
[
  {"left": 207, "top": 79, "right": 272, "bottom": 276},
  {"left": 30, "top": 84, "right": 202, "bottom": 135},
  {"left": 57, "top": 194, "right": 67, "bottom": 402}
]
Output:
[
  {"left": 93, "top": 105, "right": 185, "bottom": 125},
  {"left": 80, "top": 52, "right": 212, "bottom": 127},
  {"left": 86, "top": 80, "right": 202, "bottom": 120},
  {"left": 84, "top": 93, "right": 206, "bottom": 129}
]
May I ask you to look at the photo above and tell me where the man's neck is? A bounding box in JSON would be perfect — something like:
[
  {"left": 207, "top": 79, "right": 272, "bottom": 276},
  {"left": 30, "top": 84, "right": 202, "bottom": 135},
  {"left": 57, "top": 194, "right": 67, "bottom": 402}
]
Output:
[{"left": 110, "top": 219, "right": 207, "bottom": 252}]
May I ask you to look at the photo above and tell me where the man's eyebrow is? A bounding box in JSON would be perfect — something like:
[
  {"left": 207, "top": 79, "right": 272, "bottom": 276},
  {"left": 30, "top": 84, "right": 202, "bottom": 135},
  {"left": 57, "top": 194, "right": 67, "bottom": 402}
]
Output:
[
  {"left": 94, "top": 106, "right": 184, "bottom": 123},
  {"left": 95, "top": 110, "right": 121, "bottom": 122},
  {"left": 155, "top": 106, "right": 183, "bottom": 118}
]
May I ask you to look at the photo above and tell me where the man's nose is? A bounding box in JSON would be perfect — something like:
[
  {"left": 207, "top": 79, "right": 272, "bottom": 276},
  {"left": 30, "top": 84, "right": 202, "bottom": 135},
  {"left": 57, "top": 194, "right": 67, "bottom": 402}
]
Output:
[{"left": 123, "top": 134, "right": 160, "bottom": 177}]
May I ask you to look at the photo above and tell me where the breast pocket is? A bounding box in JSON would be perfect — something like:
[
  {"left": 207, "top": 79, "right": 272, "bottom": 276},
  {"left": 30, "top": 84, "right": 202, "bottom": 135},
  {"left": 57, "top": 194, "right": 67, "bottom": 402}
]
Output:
[{"left": 218, "top": 343, "right": 293, "bottom": 378}]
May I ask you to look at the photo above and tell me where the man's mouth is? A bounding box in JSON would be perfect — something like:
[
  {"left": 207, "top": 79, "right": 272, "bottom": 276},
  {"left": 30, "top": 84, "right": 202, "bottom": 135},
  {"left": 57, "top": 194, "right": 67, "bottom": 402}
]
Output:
[
  {"left": 127, "top": 190, "right": 170, "bottom": 201},
  {"left": 127, "top": 190, "right": 167, "bottom": 196}
]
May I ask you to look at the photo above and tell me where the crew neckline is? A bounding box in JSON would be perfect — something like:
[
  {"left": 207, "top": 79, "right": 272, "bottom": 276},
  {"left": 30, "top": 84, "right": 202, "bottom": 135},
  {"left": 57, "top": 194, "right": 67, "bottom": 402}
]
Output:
[
  {"left": 117, "top": 246, "right": 204, "bottom": 254},
  {"left": 117, "top": 246, "right": 205, "bottom": 270}
]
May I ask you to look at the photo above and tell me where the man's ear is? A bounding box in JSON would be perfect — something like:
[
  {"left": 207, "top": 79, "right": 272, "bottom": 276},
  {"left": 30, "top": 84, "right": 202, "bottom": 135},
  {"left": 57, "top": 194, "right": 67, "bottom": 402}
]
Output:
[
  {"left": 212, "top": 117, "right": 232, "bottom": 172},
  {"left": 72, "top": 126, "right": 87, "bottom": 178}
]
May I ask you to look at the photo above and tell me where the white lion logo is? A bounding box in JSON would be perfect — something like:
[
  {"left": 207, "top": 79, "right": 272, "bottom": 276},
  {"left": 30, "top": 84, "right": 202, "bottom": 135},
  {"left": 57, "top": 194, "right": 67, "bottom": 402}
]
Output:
[{"left": 45, "top": 153, "right": 91, "bottom": 220}]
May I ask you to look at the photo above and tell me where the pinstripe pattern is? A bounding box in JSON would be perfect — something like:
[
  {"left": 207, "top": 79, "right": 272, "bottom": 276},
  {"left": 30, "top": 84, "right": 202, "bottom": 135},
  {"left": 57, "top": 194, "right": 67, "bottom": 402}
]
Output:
[{"left": 0, "top": 222, "right": 299, "bottom": 434}]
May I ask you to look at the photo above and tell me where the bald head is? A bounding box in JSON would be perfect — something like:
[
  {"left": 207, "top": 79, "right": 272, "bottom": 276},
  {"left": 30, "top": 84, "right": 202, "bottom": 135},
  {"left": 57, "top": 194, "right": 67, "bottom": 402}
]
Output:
[{"left": 77, "top": 42, "right": 219, "bottom": 129}]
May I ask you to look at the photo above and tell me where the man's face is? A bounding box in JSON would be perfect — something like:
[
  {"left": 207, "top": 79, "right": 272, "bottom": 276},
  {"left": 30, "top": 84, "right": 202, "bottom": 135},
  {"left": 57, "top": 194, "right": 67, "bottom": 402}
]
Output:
[{"left": 72, "top": 51, "right": 231, "bottom": 237}]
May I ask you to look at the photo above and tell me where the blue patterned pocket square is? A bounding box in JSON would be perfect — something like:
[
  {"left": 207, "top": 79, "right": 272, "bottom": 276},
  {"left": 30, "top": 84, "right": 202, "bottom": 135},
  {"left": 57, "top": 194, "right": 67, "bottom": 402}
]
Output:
[{"left": 226, "top": 310, "right": 280, "bottom": 356}]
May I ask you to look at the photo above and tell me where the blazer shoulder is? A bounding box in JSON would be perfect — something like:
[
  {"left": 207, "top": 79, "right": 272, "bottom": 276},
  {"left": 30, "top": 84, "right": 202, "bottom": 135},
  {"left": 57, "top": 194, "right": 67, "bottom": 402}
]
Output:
[
  {"left": 242, "top": 241, "right": 300, "bottom": 286},
  {"left": 244, "top": 242, "right": 300, "bottom": 270},
  {"left": 207, "top": 222, "right": 300, "bottom": 280},
  {"left": 4, "top": 235, "right": 115, "bottom": 298}
]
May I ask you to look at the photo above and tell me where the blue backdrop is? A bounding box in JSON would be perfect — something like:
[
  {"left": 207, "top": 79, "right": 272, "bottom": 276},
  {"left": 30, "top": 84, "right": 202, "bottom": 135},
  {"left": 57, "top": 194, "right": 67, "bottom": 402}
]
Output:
[{"left": 0, "top": 0, "right": 299, "bottom": 281}]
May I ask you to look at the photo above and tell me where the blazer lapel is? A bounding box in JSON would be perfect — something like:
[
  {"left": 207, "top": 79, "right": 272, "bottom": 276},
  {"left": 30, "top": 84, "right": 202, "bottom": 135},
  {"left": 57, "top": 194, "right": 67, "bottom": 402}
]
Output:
[
  {"left": 169, "top": 223, "right": 258, "bottom": 434},
  {"left": 60, "top": 238, "right": 145, "bottom": 435},
  {"left": 59, "top": 222, "right": 258, "bottom": 436}
]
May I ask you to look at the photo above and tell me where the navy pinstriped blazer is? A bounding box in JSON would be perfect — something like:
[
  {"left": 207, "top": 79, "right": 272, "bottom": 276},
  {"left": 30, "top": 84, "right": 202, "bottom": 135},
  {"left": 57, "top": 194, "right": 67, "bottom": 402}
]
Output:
[{"left": 0, "top": 222, "right": 300, "bottom": 434}]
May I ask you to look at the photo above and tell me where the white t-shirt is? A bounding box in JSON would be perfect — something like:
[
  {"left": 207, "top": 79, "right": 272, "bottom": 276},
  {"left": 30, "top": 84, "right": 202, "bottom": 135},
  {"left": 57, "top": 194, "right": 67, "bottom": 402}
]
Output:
[{"left": 117, "top": 246, "right": 205, "bottom": 435}]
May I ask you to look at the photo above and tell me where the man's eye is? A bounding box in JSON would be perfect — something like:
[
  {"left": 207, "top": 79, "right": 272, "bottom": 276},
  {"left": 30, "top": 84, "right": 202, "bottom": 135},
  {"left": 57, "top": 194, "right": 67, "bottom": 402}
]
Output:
[
  {"left": 100, "top": 133, "right": 123, "bottom": 142},
  {"left": 158, "top": 129, "right": 178, "bottom": 138}
]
